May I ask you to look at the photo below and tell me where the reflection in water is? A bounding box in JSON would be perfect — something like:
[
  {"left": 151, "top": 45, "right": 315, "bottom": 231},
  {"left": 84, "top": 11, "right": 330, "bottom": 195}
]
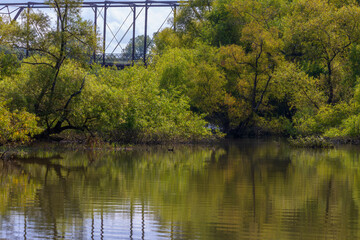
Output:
[{"left": 1, "top": 140, "right": 360, "bottom": 239}]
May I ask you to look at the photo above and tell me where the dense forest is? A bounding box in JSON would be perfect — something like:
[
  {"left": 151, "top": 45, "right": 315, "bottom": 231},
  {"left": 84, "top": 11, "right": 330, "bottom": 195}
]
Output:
[{"left": 1, "top": 0, "right": 360, "bottom": 145}]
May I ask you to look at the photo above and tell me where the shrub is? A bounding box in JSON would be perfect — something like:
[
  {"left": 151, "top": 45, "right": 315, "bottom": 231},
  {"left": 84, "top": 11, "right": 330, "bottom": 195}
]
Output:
[{"left": 0, "top": 99, "right": 40, "bottom": 145}]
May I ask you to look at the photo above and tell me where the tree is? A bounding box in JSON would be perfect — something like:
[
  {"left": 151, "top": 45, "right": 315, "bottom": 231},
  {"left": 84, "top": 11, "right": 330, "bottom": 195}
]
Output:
[
  {"left": 154, "top": 43, "right": 226, "bottom": 117},
  {"left": 0, "top": 17, "right": 21, "bottom": 80},
  {"left": 0, "top": 46, "right": 20, "bottom": 80},
  {"left": 217, "top": 0, "right": 285, "bottom": 134},
  {"left": 120, "top": 35, "right": 153, "bottom": 61},
  {"left": 283, "top": 0, "right": 360, "bottom": 104},
  {"left": 171, "top": 0, "right": 241, "bottom": 47},
  {"left": 175, "top": 0, "right": 212, "bottom": 40},
  {"left": 0, "top": 98, "right": 40, "bottom": 146},
  {"left": 2, "top": 0, "right": 98, "bottom": 138}
]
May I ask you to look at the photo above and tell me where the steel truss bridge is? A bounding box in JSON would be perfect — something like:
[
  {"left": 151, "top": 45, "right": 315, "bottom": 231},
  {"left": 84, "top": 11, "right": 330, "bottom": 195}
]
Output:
[{"left": 0, "top": 1, "right": 182, "bottom": 67}]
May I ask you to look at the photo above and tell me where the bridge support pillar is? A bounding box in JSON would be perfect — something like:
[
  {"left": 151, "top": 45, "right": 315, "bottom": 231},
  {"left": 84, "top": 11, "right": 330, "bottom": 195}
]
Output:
[
  {"left": 174, "top": 6, "right": 177, "bottom": 31},
  {"left": 132, "top": 6, "right": 136, "bottom": 65},
  {"left": 103, "top": 4, "right": 107, "bottom": 66},
  {"left": 26, "top": 3, "right": 30, "bottom": 58},
  {"left": 144, "top": 0, "right": 148, "bottom": 65},
  {"left": 93, "top": 6, "right": 97, "bottom": 63}
]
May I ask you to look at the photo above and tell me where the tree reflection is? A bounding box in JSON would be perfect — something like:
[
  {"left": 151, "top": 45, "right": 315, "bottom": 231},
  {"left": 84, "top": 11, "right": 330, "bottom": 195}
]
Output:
[{"left": 1, "top": 141, "right": 360, "bottom": 239}]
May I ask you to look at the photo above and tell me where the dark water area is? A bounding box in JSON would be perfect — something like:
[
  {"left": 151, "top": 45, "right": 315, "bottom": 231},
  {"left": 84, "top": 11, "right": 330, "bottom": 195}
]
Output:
[{"left": 1, "top": 139, "right": 360, "bottom": 239}]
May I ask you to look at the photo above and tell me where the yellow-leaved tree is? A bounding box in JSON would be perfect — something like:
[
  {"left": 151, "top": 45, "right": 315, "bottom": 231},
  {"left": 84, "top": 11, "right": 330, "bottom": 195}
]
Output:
[
  {"left": 0, "top": 99, "right": 40, "bottom": 146},
  {"left": 218, "top": 0, "right": 285, "bottom": 135}
]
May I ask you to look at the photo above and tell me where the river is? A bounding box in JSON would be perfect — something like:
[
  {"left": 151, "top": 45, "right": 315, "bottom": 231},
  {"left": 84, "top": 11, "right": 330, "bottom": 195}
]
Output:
[{"left": 1, "top": 139, "right": 360, "bottom": 239}]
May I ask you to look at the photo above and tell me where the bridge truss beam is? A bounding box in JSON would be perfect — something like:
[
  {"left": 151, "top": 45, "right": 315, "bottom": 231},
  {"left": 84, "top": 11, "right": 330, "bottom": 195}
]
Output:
[{"left": 0, "top": 1, "right": 182, "bottom": 66}]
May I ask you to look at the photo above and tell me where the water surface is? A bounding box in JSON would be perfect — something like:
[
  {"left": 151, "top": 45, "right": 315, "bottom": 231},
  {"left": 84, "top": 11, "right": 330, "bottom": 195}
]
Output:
[{"left": 1, "top": 139, "right": 360, "bottom": 239}]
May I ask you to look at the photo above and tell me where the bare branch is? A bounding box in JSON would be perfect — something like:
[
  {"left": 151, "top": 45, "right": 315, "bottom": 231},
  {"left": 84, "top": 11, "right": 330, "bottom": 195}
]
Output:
[{"left": 14, "top": 45, "right": 59, "bottom": 60}]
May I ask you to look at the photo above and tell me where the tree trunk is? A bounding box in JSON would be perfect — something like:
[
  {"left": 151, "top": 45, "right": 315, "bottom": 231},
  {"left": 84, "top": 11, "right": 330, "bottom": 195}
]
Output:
[{"left": 326, "top": 62, "right": 333, "bottom": 104}]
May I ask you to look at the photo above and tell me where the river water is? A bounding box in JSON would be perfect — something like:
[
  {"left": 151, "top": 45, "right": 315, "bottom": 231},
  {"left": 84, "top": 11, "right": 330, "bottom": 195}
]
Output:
[{"left": 1, "top": 139, "right": 360, "bottom": 239}]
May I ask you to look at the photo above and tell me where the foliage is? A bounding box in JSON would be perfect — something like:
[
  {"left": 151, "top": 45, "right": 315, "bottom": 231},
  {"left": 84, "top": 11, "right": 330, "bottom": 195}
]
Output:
[
  {"left": 0, "top": 47, "right": 20, "bottom": 80},
  {"left": 4, "top": 0, "right": 360, "bottom": 142},
  {"left": 0, "top": 0, "right": 98, "bottom": 139},
  {"left": 0, "top": 99, "right": 40, "bottom": 145},
  {"left": 0, "top": 57, "right": 214, "bottom": 143},
  {"left": 120, "top": 35, "right": 154, "bottom": 61},
  {"left": 154, "top": 44, "right": 226, "bottom": 115},
  {"left": 154, "top": 0, "right": 360, "bottom": 138},
  {"left": 0, "top": 0, "right": 214, "bottom": 143},
  {"left": 294, "top": 102, "right": 357, "bottom": 136},
  {"left": 288, "top": 136, "right": 334, "bottom": 148},
  {"left": 87, "top": 64, "right": 215, "bottom": 143},
  {"left": 283, "top": 0, "right": 360, "bottom": 104},
  {"left": 325, "top": 114, "right": 360, "bottom": 138}
]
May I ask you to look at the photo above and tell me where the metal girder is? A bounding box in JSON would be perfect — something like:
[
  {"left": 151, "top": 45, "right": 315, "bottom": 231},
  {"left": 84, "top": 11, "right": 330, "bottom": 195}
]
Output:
[
  {"left": 144, "top": 0, "right": 148, "bottom": 65},
  {"left": 0, "top": 1, "right": 184, "bottom": 67},
  {"left": 103, "top": 3, "right": 107, "bottom": 65},
  {"left": 0, "top": 1, "right": 182, "bottom": 8},
  {"left": 132, "top": 6, "right": 136, "bottom": 64},
  {"left": 13, "top": 7, "right": 24, "bottom": 21}
]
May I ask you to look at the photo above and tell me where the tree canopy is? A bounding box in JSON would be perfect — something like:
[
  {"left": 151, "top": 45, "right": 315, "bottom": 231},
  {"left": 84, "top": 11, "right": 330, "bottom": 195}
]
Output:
[{"left": 2, "top": 0, "right": 360, "bottom": 144}]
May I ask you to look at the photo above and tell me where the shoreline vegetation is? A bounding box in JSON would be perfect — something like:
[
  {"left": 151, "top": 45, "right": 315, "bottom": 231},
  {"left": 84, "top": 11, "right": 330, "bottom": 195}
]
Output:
[
  {"left": 2, "top": 0, "right": 360, "bottom": 148},
  {"left": 0, "top": 137, "right": 222, "bottom": 161}
]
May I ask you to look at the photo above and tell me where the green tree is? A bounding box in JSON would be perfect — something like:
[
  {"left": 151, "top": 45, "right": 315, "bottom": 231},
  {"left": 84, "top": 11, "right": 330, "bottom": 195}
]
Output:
[
  {"left": 153, "top": 44, "right": 227, "bottom": 127},
  {"left": 175, "top": 0, "right": 213, "bottom": 44},
  {"left": 216, "top": 0, "right": 285, "bottom": 134},
  {"left": 2, "top": 0, "right": 98, "bottom": 138},
  {"left": 120, "top": 35, "right": 153, "bottom": 61},
  {"left": 283, "top": 0, "right": 360, "bottom": 104},
  {"left": 0, "top": 47, "right": 20, "bottom": 80}
]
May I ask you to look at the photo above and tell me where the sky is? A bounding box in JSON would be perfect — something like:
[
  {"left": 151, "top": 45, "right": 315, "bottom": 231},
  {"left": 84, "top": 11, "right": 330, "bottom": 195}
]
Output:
[{"left": 0, "top": 0, "right": 175, "bottom": 54}]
